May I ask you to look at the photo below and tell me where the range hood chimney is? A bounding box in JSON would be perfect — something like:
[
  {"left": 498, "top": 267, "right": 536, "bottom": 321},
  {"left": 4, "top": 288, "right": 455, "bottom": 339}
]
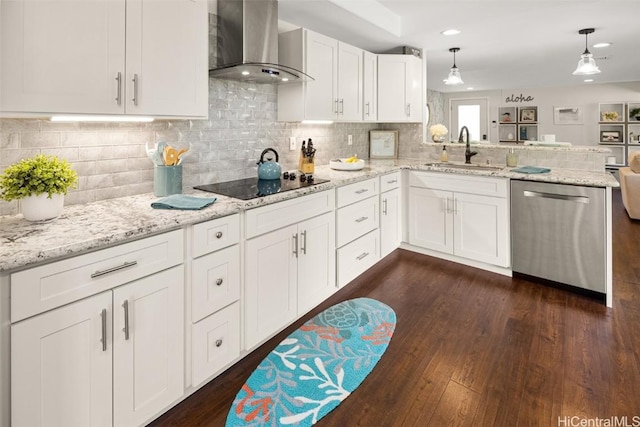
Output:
[{"left": 209, "top": 0, "right": 313, "bottom": 84}]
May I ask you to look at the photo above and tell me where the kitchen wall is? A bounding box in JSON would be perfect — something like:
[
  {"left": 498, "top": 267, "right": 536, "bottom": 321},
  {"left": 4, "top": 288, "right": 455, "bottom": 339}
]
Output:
[{"left": 443, "top": 82, "right": 640, "bottom": 144}]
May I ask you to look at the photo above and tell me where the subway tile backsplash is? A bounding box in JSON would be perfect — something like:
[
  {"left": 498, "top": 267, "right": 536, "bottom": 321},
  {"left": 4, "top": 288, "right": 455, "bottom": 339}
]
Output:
[{"left": 1, "top": 78, "right": 414, "bottom": 216}]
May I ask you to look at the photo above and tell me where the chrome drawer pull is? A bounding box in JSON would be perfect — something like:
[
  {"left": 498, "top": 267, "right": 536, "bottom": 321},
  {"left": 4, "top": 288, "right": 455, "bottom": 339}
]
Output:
[
  {"left": 339, "top": 99, "right": 344, "bottom": 114},
  {"left": 383, "top": 199, "right": 388, "bottom": 215},
  {"left": 292, "top": 233, "right": 299, "bottom": 258},
  {"left": 523, "top": 190, "right": 589, "bottom": 203},
  {"left": 365, "top": 102, "right": 370, "bottom": 116},
  {"left": 355, "top": 216, "right": 368, "bottom": 223},
  {"left": 91, "top": 261, "right": 138, "bottom": 278},
  {"left": 301, "top": 230, "right": 307, "bottom": 255},
  {"left": 216, "top": 278, "right": 223, "bottom": 286},
  {"left": 132, "top": 74, "right": 139, "bottom": 106},
  {"left": 215, "top": 339, "right": 223, "bottom": 348},
  {"left": 355, "top": 189, "right": 369, "bottom": 195},
  {"left": 356, "top": 252, "right": 370, "bottom": 261},
  {"left": 122, "top": 300, "right": 130, "bottom": 341},
  {"left": 100, "top": 309, "right": 107, "bottom": 351},
  {"left": 387, "top": 179, "right": 397, "bottom": 184},
  {"left": 216, "top": 231, "right": 223, "bottom": 239}
]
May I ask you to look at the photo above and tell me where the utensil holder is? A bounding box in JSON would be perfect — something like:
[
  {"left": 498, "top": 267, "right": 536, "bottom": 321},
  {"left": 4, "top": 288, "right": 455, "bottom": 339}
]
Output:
[{"left": 154, "top": 165, "right": 182, "bottom": 196}]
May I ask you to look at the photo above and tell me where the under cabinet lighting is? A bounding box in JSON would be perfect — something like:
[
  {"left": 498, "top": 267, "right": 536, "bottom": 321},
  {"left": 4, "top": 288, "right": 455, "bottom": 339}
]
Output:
[
  {"left": 50, "top": 115, "right": 154, "bottom": 123},
  {"left": 241, "top": 71, "right": 250, "bottom": 76}
]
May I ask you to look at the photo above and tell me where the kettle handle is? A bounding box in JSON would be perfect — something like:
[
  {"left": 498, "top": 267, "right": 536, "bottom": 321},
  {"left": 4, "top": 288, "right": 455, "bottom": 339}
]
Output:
[{"left": 258, "top": 148, "right": 279, "bottom": 163}]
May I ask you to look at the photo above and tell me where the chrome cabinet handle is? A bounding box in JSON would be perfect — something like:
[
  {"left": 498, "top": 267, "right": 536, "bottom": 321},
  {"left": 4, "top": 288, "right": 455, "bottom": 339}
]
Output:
[
  {"left": 355, "top": 216, "right": 368, "bottom": 223},
  {"left": 365, "top": 102, "right": 370, "bottom": 116},
  {"left": 301, "top": 230, "right": 307, "bottom": 255},
  {"left": 216, "top": 278, "right": 223, "bottom": 286},
  {"left": 454, "top": 198, "right": 459, "bottom": 215},
  {"left": 100, "top": 309, "right": 107, "bottom": 351},
  {"left": 292, "top": 233, "right": 299, "bottom": 258},
  {"left": 387, "top": 179, "right": 397, "bottom": 184},
  {"left": 334, "top": 99, "right": 339, "bottom": 114},
  {"left": 339, "top": 99, "right": 344, "bottom": 114},
  {"left": 115, "top": 72, "right": 122, "bottom": 105},
  {"left": 91, "top": 261, "right": 137, "bottom": 278},
  {"left": 356, "top": 252, "right": 370, "bottom": 261},
  {"left": 355, "top": 188, "right": 369, "bottom": 195},
  {"left": 122, "top": 300, "right": 130, "bottom": 340},
  {"left": 216, "top": 231, "right": 223, "bottom": 239},
  {"left": 407, "top": 103, "right": 411, "bottom": 117},
  {"left": 444, "top": 198, "right": 449, "bottom": 213},
  {"left": 132, "top": 74, "right": 139, "bottom": 106},
  {"left": 383, "top": 198, "right": 388, "bottom": 215},
  {"left": 215, "top": 339, "right": 223, "bottom": 348}
]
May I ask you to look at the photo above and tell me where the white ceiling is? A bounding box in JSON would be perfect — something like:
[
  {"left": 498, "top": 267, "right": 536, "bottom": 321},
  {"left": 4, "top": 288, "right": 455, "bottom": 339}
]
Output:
[{"left": 278, "top": 0, "right": 640, "bottom": 93}]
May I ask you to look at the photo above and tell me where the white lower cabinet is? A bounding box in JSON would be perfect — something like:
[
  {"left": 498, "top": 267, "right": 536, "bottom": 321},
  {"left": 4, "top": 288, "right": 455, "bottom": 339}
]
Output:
[
  {"left": 11, "top": 266, "right": 184, "bottom": 427},
  {"left": 189, "top": 215, "right": 241, "bottom": 388},
  {"left": 380, "top": 172, "right": 402, "bottom": 257},
  {"left": 408, "top": 171, "right": 510, "bottom": 267},
  {"left": 245, "top": 192, "right": 335, "bottom": 350}
]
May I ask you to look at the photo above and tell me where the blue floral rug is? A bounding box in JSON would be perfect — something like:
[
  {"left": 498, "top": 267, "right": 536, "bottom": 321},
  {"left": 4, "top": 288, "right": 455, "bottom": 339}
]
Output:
[{"left": 226, "top": 297, "right": 396, "bottom": 426}]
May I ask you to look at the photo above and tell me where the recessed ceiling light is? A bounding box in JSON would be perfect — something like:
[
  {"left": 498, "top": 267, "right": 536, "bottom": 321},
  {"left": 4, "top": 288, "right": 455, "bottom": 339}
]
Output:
[
  {"left": 593, "top": 42, "right": 611, "bottom": 48},
  {"left": 467, "top": 87, "right": 474, "bottom": 90},
  {"left": 584, "top": 79, "right": 594, "bottom": 82},
  {"left": 441, "top": 29, "right": 461, "bottom": 36}
]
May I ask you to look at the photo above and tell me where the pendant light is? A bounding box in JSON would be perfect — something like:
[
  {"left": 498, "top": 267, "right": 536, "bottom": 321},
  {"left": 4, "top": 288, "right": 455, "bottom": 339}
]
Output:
[
  {"left": 573, "top": 28, "right": 601, "bottom": 75},
  {"left": 444, "top": 47, "right": 464, "bottom": 85}
]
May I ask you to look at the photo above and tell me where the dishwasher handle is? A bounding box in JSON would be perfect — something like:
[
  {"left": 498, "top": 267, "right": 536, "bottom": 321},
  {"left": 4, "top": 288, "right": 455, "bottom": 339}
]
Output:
[{"left": 523, "top": 190, "right": 589, "bottom": 204}]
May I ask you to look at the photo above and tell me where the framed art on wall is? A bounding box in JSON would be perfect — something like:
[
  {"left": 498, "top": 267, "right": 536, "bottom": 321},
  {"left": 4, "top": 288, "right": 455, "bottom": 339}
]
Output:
[
  {"left": 554, "top": 106, "right": 584, "bottom": 125},
  {"left": 369, "top": 130, "right": 398, "bottom": 159}
]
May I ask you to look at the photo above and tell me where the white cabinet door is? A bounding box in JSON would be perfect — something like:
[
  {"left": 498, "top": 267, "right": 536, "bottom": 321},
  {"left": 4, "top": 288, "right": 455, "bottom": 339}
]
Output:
[
  {"left": 453, "top": 193, "right": 510, "bottom": 267},
  {"left": 245, "top": 224, "right": 298, "bottom": 349},
  {"left": 380, "top": 188, "right": 402, "bottom": 257},
  {"left": 11, "top": 292, "right": 113, "bottom": 427},
  {"left": 408, "top": 187, "right": 454, "bottom": 254},
  {"left": 113, "top": 266, "right": 184, "bottom": 427},
  {"left": 337, "top": 42, "right": 363, "bottom": 121},
  {"left": 304, "top": 31, "right": 338, "bottom": 120},
  {"left": 1, "top": 0, "right": 126, "bottom": 114},
  {"left": 377, "top": 54, "right": 423, "bottom": 122},
  {"left": 297, "top": 212, "right": 336, "bottom": 315},
  {"left": 125, "top": 0, "right": 208, "bottom": 117},
  {"left": 363, "top": 51, "right": 377, "bottom": 121}
]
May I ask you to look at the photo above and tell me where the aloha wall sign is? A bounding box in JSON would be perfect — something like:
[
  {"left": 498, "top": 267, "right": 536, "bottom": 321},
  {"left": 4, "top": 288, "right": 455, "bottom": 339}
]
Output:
[{"left": 505, "top": 93, "right": 535, "bottom": 103}]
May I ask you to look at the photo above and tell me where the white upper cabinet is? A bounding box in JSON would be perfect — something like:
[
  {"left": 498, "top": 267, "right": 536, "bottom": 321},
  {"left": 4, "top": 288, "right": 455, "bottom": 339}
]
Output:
[
  {"left": 363, "top": 51, "right": 378, "bottom": 121},
  {"left": 377, "top": 54, "right": 423, "bottom": 122},
  {"left": 278, "top": 28, "right": 363, "bottom": 122},
  {"left": 0, "top": 0, "right": 208, "bottom": 118}
]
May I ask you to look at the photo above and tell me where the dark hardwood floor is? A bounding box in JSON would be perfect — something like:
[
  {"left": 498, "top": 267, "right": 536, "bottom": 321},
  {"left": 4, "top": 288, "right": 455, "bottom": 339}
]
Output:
[{"left": 150, "top": 189, "right": 640, "bottom": 426}]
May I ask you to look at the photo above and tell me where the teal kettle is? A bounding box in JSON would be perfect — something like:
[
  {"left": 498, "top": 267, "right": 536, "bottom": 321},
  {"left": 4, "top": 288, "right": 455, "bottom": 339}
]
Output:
[{"left": 257, "top": 148, "right": 282, "bottom": 180}]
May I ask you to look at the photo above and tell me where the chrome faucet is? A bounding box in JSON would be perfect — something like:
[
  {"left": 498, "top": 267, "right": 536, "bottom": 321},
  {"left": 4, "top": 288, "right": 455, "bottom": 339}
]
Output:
[{"left": 459, "top": 126, "right": 477, "bottom": 164}]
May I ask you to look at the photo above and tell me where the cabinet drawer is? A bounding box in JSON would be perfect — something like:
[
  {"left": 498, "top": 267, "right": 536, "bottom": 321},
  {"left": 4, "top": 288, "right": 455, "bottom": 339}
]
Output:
[
  {"left": 380, "top": 171, "right": 401, "bottom": 192},
  {"left": 245, "top": 190, "right": 334, "bottom": 238},
  {"left": 11, "top": 230, "right": 183, "bottom": 322},
  {"left": 336, "top": 177, "right": 378, "bottom": 208},
  {"left": 192, "top": 302, "right": 240, "bottom": 387},
  {"left": 410, "top": 171, "right": 508, "bottom": 197},
  {"left": 192, "top": 214, "right": 240, "bottom": 258},
  {"left": 337, "top": 230, "right": 380, "bottom": 287},
  {"left": 192, "top": 245, "right": 240, "bottom": 323},
  {"left": 336, "top": 197, "right": 378, "bottom": 247}
]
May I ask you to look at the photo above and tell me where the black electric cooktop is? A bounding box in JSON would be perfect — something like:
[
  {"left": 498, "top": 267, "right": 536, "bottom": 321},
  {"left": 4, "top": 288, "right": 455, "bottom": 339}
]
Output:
[{"left": 194, "top": 175, "right": 329, "bottom": 200}]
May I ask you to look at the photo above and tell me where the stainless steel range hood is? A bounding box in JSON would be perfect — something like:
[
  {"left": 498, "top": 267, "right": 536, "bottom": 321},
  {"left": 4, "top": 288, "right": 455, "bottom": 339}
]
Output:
[{"left": 210, "top": 0, "right": 313, "bottom": 84}]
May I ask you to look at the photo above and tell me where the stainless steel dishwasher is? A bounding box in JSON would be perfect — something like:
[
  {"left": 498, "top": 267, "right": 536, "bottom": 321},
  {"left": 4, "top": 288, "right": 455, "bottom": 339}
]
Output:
[{"left": 511, "top": 180, "right": 606, "bottom": 295}]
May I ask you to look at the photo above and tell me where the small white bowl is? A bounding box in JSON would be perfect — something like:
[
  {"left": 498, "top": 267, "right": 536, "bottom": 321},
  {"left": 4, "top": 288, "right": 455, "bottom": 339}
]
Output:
[{"left": 329, "top": 159, "right": 365, "bottom": 171}]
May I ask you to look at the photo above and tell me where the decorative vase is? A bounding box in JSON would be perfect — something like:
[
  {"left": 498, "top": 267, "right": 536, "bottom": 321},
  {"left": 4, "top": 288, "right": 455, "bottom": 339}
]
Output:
[
  {"left": 21, "top": 193, "right": 64, "bottom": 221},
  {"left": 432, "top": 135, "right": 445, "bottom": 143}
]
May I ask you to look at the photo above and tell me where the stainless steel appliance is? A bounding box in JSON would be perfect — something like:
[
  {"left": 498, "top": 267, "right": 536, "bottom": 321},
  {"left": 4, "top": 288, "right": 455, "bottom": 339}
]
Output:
[
  {"left": 511, "top": 180, "right": 606, "bottom": 295},
  {"left": 194, "top": 174, "right": 329, "bottom": 200}
]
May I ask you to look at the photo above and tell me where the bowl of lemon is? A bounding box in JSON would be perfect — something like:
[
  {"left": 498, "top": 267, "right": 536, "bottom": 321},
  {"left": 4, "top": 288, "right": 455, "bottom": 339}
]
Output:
[{"left": 329, "top": 155, "right": 365, "bottom": 171}]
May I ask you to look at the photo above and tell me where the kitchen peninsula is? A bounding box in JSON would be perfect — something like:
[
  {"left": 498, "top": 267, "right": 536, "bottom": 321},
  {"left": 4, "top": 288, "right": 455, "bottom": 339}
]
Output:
[{"left": 0, "top": 149, "right": 619, "bottom": 427}]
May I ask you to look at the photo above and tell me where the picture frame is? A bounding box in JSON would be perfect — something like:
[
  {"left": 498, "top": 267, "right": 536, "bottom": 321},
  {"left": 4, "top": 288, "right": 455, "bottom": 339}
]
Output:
[
  {"left": 369, "top": 130, "right": 398, "bottom": 159},
  {"left": 554, "top": 106, "right": 584, "bottom": 125},
  {"left": 600, "top": 130, "right": 621, "bottom": 143},
  {"left": 519, "top": 108, "right": 537, "bottom": 122}
]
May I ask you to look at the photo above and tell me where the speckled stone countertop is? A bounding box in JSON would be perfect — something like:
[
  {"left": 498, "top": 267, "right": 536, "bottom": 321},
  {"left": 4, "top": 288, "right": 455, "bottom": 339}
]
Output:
[{"left": 0, "top": 159, "right": 618, "bottom": 272}]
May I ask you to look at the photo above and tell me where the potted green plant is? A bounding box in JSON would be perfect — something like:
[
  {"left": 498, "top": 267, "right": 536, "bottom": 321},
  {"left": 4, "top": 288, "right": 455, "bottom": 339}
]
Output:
[
  {"left": 629, "top": 107, "right": 640, "bottom": 121},
  {"left": 0, "top": 154, "right": 78, "bottom": 221}
]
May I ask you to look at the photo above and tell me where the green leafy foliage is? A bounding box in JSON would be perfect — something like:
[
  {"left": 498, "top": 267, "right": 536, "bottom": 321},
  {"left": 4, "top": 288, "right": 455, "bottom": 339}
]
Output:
[{"left": 0, "top": 155, "right": 78, "bottom": 202}]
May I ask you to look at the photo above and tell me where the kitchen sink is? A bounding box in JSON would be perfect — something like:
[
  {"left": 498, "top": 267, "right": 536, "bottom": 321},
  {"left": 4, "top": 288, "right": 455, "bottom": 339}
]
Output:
[{"left": 424, "top": 162, "right": 504, "bottom": 171}]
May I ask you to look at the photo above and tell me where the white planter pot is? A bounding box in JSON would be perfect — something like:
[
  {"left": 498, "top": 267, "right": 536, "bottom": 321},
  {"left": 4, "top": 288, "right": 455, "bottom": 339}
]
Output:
[{"left": 21, "top": 193, "right": 64, "bottom": 221}]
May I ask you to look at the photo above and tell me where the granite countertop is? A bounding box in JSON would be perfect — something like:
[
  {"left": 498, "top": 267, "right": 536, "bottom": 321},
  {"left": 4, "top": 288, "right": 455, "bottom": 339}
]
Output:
[{"left": 0, "top": 159, "right": 618, "bottom": 272}]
